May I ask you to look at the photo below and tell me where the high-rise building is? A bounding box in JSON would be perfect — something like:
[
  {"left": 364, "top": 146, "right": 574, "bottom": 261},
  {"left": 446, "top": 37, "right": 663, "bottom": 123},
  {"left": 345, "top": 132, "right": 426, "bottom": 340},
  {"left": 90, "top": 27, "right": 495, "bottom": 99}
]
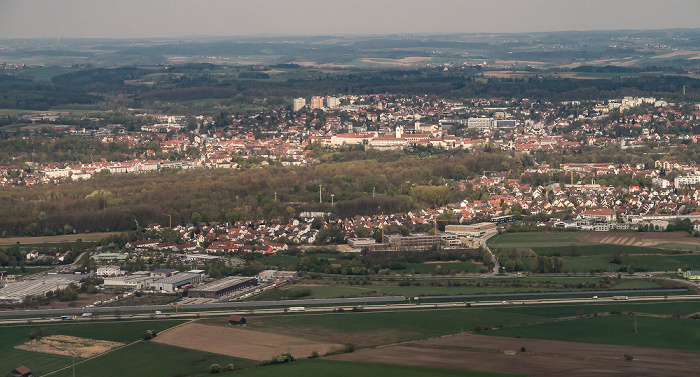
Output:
[
  {"left": 326, "top": 96, "right": 340, "bottom": 108},
  {"left": 293, "top": 98, "right": 306, "bottom": 111},
  {"left": 310, "top": 96, "right": 324, "bottom": 109}
]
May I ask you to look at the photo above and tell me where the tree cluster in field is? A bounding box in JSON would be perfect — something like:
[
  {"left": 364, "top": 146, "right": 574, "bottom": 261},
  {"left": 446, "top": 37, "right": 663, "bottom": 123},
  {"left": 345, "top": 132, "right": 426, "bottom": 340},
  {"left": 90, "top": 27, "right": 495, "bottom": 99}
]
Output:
[{"left": 294, "top": 249, "right": 479, "bottom": 275}]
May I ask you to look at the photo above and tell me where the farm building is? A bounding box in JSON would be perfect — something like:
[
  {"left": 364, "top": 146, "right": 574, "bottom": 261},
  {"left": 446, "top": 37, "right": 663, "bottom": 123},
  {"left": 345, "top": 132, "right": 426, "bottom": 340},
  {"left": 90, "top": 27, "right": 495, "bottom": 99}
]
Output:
[
  {"left": 684, "top": 270, "right": 700, "bottom": 280},
  {"left": 188, "top": 276, "right": 257, "bottom": 298},
  {"left": 151, "top": 271, "right": 204, "bottom": 292},
  {"left": 11, "top": 366, "right": 32, "bottom": 377},
  {"left": 228, "top": 315, "right": 247, "bottom": 325}
]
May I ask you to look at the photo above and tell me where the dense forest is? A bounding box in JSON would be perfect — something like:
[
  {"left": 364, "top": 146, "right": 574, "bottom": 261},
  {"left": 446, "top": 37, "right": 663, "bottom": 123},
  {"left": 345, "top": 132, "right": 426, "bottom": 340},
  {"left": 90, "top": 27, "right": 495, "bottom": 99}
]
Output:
[
  {"left": 0, "top": 145, "right": 669, "bottom": 237},
  {"left": 1, "top": 63, "right": 699, "bottom": 111}
]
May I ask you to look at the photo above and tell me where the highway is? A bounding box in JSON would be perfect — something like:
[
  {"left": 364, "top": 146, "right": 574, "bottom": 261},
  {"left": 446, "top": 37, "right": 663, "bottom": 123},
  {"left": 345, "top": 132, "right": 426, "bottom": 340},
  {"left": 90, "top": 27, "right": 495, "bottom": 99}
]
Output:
[{"left": 2, "top": 293, "right": 699, "bottom": 325}]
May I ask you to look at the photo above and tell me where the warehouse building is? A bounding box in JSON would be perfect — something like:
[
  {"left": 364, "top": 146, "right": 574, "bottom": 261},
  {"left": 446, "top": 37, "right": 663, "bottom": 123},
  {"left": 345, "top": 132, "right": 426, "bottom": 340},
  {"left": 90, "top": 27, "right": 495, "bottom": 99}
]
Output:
[
  {"left": 151, "top": 271, "right": 204, "bottom": 292},
  {"left": 188, "top": 276, "right": 257, "bottom": 298},
  {"left": 103, "top": 272, "right": 156, "bottom": 290}
]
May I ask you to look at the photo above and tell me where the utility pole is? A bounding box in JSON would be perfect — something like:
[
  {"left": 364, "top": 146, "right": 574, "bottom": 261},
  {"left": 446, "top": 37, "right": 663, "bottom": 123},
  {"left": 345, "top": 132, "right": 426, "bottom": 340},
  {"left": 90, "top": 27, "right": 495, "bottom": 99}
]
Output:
[{"left": 319, "top": 185, "right": 322, "bottom": 203}]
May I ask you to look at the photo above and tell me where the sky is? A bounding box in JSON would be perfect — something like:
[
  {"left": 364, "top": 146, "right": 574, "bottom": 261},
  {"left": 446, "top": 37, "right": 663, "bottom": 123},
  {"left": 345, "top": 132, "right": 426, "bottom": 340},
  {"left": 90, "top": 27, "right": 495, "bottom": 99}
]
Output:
[{"left": 0, "top": 0, "right": 699, "bottom": 39}]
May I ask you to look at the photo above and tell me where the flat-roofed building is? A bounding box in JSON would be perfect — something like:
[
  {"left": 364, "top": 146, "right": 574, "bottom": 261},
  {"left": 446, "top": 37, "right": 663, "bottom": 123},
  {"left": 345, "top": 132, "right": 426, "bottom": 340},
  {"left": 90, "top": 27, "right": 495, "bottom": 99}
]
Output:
[
  {"left": 151, "top": 271, "right": 204, "bottom": 292},
  {"left": 347, "top": 238, "right": 377, "bottom": 247},
  {"left": 103, "top": 272, "right": 155, "bottom": 290},
  {"left": 187, "top": 276, "right": 257, "bottom": 298},
  {"left": 293, "top": 97, "right": 306, "bottom": 111},
  {"left": 445, "top": 223, "right": 497, "bottom": 237}
]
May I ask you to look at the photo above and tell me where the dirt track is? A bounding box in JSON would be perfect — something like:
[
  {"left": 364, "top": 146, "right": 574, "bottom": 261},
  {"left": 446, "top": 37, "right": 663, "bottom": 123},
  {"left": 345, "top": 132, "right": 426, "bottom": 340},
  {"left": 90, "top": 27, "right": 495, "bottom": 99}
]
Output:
[
  {"left": 153, "top": 322, "right": 341, "bottom": 360},
  {"left": 328, "top": 334, "right": 700, "bottom": 377}
]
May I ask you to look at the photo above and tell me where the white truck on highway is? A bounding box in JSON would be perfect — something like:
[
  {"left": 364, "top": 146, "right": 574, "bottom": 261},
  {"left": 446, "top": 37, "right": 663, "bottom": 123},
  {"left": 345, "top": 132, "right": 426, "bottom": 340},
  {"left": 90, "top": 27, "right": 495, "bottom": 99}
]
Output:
[{"left": 288, "top": 306, "right": 305, "bottom": 312}]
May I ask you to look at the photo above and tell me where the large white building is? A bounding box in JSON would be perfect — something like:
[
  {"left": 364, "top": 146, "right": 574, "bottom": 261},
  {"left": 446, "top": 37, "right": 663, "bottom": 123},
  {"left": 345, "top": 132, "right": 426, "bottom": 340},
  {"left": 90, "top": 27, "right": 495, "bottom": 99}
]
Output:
[
  {"left": 675, "top": 175, "right": 700, "bottom": 188},
  {"left": 293, "top": 98, "right": 306, "bottom": 111},
  {"left": 467, "top": 118, "right": 494, "bottom": 130},
  {"left": 326, "top": 96, "right": 340, "bottom": 108}
]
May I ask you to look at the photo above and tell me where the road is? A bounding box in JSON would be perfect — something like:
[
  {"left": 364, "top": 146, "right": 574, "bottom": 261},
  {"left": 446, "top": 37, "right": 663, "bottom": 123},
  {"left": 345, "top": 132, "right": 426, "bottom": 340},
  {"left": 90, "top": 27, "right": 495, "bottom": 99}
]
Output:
[
  {"left": 2, "top": 294, "right": 698, "bottom": 325},
  {"left": 479, "top": 229, "right": 500, "bottom": 274}
]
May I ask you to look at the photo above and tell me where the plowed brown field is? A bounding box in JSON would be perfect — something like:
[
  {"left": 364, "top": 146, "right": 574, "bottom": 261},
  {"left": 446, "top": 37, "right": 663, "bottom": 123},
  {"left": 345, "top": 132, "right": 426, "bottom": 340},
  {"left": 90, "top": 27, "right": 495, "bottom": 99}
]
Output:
[
  {"left": 575, "top": 231, "right": 700, "bottom": 247},
  {"left": 328, "top": 334, "right": 700, "bottom": 376},
  {"left": 153, "top": 322, "right": 341, "bottom": 360}
]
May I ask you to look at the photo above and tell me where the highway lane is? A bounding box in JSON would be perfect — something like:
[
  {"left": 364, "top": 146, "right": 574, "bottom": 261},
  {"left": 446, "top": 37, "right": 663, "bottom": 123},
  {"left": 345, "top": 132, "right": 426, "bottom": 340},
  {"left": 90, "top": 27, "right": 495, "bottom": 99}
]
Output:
[
  {"left": 0, "top": 287, "right": 692, "bottom": 318},
  {"left": 2, "top": 294, "right": 699, "bottom": 325}
]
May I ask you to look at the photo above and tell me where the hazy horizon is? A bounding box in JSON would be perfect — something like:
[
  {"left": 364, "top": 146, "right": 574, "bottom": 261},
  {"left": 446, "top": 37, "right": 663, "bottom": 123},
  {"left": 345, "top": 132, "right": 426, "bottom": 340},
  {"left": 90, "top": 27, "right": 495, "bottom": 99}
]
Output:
[{"left": 1, "top": 0, "right": 699, "bottom": 39}]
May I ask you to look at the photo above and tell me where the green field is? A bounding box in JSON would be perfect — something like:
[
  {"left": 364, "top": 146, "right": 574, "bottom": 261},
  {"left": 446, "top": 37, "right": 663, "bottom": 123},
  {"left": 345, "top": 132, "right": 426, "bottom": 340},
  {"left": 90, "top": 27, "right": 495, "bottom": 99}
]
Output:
[
  {"left": 563, "top": 254, "right": 700, "bottom": 272},
  {"left": 224, "top": 308, "right": 549, "bottom": 347},
  {"left": 231, "top": 359, "right": 521, "bottom": 377},
  {"left": 487, "top": 232, "right": 587, "bottom": 248},
  {"left": 497, "top": 300, "right": 700, "bottom": 318},
  {"left": 51, "top": 341, "right": 254, "bottom": 377},
  {"left": 487, "top": 314, "right": 700, "bottom": 351},
  {"left": 533, "top": 244, "right": 672, "bottom": 257},
  {"left": 0, "top": 320, "right": 187, "bottom": 376}
]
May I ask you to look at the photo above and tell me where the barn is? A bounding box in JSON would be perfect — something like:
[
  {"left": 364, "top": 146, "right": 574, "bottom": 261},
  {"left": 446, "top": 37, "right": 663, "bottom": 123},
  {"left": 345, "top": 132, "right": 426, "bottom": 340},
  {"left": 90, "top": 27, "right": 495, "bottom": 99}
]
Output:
[
  {"left": 228, "top": 315, "right": 247, "bottom": 325},
  {"left": 11, "top": 366, "right": 32, "bottom": 377}
]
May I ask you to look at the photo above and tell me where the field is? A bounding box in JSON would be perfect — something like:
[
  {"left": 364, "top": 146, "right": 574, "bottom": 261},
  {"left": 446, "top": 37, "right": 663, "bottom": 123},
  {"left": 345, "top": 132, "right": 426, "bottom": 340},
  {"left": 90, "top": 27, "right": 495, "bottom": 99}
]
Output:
[
  {"left": 153, "top": 322, "right": 341, "bottom": 360},
  {"left": 329, "top": 333, "right": 700, "bottom": 377},
  {"left": 488, "top": 231, "right": 700, "bottom": 272},
  {"left": 0, "top": 232, "right": 121, "bottom": 245},
  {"left": 232, "top": 359, "right": 519, "bottom": 377},
  {"left": 575, "top": 231, "right": 700, "bottom": 247},
  {"left": 488, "top": 231, "right": 700, "bottom": 251},
  {"left": 563, "top": 254, "right": 700, "bottom": 272},
  {"left": 487, "top": 315, "right": 700, "bottom": 351},
  {"left": 0, "top": 320, "right": 186, "bottom": 376},
  {"left": 50, "top": 341, "right": 254, "bottom": 377},
  {"left": 201, "top": 308, "right": 548, "bottom": 348}
]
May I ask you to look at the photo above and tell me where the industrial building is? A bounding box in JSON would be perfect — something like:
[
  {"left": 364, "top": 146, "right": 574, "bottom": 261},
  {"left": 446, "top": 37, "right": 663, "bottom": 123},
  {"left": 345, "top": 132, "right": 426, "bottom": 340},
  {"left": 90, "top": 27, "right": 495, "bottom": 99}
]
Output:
[
  {"left": 347, "top": 238, "right": 377, "bottom": 247},
  {"left": 258, "top": 270, "right": 298, "bottom": 281},
  {"left": 0, "top": 274, "right": 90, "bottom": 304},
  {"left": 187, "top": 276, "right": 257, "bottom": 298},
  {"left": 103, "top": 272, "right": 156, "bottom": 290},
  {"left": 384, "top": 233, "right": 442, "bottom": 248},
  {"left": 151, "top": 271, "right": 204, "bottom": 292},
  {"left": 445, "top": 222, "right": 497, "bottom": 237}
]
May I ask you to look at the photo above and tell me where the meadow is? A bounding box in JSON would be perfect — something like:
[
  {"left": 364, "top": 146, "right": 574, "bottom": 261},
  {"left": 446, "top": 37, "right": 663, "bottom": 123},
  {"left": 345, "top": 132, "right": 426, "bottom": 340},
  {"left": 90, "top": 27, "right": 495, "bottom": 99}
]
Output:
[
  {"left": 487, "top": 314, "right": 700, "bottom": 351},
  {"left": 231, "top": 359, "right": 521, "bottom": 377},
  {"left": 50, "top": 342, "right": 254, "bottom": 377},
  {"left": 0, "top": 320, "right": 186, "bottom": 376}
]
